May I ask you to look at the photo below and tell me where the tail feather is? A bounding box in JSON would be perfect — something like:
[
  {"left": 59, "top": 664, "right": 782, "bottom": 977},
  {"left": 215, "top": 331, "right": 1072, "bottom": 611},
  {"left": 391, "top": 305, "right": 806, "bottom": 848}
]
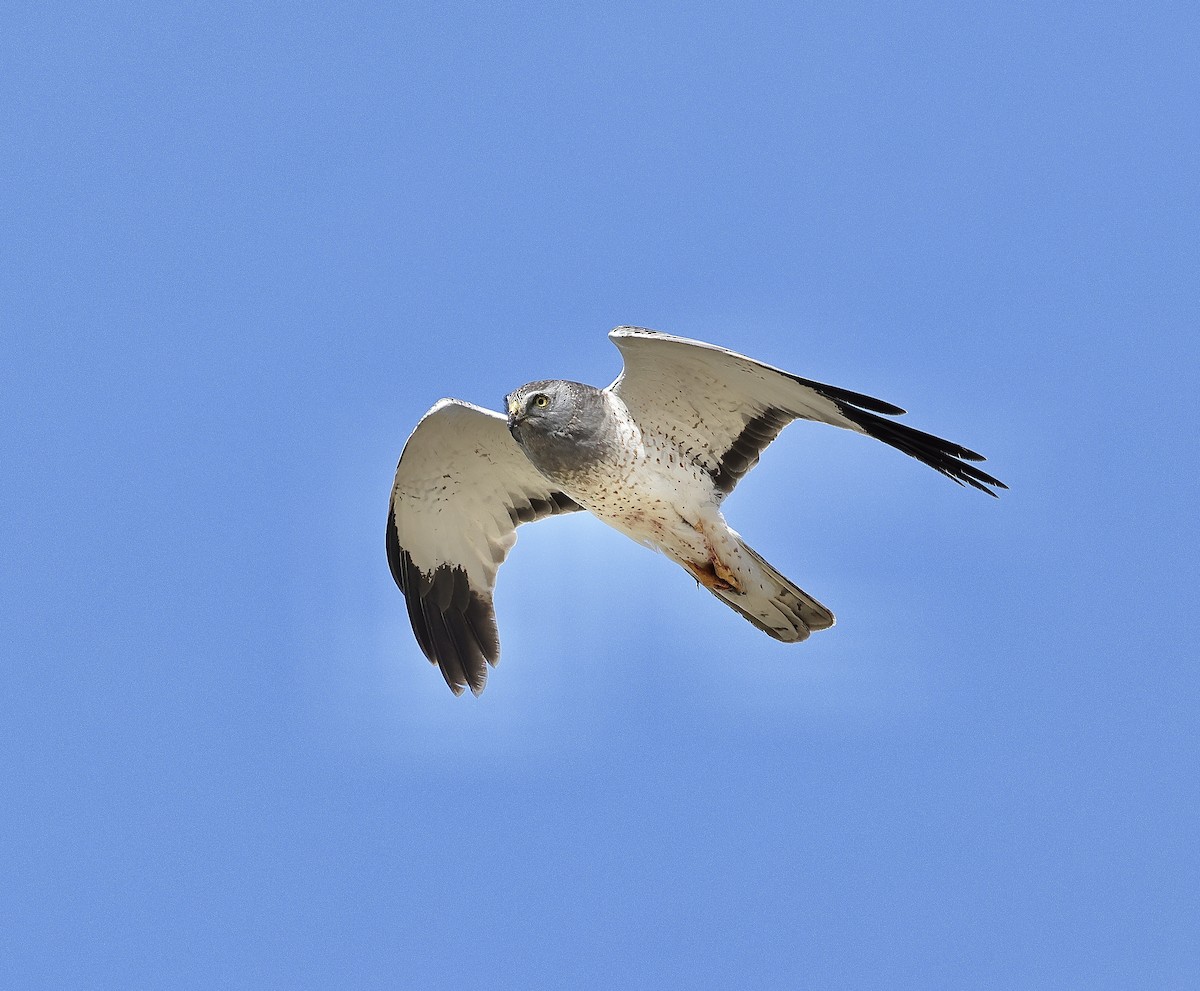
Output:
[{"left": 712, "top": 540, "right": 835, "bottom": 643}]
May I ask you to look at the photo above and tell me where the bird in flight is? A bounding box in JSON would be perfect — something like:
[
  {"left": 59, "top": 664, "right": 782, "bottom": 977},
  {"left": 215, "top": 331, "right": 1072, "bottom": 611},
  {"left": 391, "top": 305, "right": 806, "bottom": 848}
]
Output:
[{"left": 387, "top": 327, "right": 1005, "bottom": 695}]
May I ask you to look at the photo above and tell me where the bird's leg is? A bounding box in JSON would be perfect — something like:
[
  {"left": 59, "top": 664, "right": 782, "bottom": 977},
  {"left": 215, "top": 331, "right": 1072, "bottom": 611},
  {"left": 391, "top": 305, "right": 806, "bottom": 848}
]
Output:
[
  {"left": 686, "top": 520, "right": 743, "bottom": 594},
  {"left": 684, "top": 559, "right": 737, "bottom": 592},
  {"left": 710, "top": 554, "right": 741, "bottom": 591}
]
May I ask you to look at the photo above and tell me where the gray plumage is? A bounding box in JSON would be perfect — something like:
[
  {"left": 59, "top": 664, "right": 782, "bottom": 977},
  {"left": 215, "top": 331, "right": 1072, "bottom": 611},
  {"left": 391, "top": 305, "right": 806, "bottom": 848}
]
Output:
[
  {"left": 388, "top": 327, "right": 1005, "bottom": 696},
  {"left": 503, "top": 380, "right": 618, "bottom": 487}
]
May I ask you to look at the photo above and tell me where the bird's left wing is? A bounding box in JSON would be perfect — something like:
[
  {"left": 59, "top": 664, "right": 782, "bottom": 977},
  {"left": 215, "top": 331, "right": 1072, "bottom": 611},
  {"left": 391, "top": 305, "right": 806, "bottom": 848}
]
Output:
[
  {"left": 608, "top": 327, "right": 1005, "bottom": 497},
  {"left": 387, "top": 399, "right": 581, "bottom": 696}
]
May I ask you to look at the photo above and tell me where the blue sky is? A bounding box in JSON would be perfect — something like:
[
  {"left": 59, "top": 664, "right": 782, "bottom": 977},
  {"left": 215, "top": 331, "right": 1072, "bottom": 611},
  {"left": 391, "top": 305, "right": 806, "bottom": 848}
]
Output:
[{"left": 3, "top": 1, "right": 1197, "bottom": 987}]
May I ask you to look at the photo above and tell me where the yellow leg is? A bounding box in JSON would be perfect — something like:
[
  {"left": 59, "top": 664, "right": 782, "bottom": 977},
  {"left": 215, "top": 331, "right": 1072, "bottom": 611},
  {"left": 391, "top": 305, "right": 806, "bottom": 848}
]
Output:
[
  {"left": 684, "top": 518, "right": 743, "bottom": 594},
  {"left": 684, "top": 558, "right": 742, "bottom": 593}
]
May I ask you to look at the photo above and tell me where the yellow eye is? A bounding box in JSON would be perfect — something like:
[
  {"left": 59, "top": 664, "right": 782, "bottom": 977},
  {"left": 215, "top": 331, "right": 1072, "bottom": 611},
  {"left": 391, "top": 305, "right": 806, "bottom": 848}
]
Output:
[{"left": 534, "top": 394, "right": 549, "bottom": 408}]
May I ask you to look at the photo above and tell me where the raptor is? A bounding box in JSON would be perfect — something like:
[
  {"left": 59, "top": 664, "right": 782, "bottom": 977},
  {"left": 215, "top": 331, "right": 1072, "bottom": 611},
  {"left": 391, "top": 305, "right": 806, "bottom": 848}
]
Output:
[{"left": 387, "top": 327, "right": 1005, "bottom": 695}]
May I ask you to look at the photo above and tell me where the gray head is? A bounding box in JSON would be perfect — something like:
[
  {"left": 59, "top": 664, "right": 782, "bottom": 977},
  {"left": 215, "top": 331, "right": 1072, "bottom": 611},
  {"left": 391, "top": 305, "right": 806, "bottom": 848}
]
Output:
[{"left": 504, "top": 379, "right": 614, "bottom": 483}]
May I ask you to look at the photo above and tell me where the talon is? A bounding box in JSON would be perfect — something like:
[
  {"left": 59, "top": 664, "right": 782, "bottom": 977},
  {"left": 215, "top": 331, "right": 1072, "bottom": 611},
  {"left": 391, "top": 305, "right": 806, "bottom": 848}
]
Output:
[
  {"left": 684, "top": 558, "right": 741, "bottom": 594},
  {"left": 712, "top": 555, "right": 741, "bottom": 591}
]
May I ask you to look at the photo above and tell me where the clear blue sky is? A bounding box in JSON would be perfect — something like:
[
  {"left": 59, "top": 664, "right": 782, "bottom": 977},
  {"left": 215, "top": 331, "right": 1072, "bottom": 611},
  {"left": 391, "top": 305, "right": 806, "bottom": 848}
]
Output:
[{"left": 3, "top": 2, "right": 1197, "bottom": 987}]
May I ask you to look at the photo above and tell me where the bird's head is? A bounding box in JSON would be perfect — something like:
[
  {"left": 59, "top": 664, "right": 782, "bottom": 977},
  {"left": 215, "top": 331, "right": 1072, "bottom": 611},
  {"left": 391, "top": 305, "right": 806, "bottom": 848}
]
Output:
[{"left": 505, "top": 380, "right": 575, "bottom": 443}]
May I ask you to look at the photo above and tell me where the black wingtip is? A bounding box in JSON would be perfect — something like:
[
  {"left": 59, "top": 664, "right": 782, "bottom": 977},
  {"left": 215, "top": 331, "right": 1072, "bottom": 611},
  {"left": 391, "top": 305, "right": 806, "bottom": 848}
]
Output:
[
  {"left": 389, "top": 487, "right": 580, "bottom": 695},
  {"left": 828, "top": 402, "right": 1007, "bottom": 497},
  {"left": 797, "top": 377, "right": 907, "bottom": 417},
  {"left": 385, "top": 504, "right": 405, "bottom": 593},
  {"left": 392, "top": 546, "right": 497, "bottom": 696}
]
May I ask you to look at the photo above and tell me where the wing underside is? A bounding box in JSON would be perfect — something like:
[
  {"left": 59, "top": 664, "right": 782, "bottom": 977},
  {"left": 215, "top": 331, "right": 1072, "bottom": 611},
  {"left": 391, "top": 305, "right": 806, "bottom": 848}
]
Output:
[
  {"left": 608, "top": 327, "right": 1005, "bottom": 497},
  {"left": 387, "top": 400, "right": 581, "bottom": 695}
]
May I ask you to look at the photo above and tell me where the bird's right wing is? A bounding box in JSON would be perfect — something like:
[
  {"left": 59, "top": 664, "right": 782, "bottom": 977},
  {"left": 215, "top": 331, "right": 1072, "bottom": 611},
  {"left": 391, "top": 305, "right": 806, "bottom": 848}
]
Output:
[
  {"left": 608, "top": 327, "right": 1005, "bottom": 498},
  {"left": 387, "top": 399, "right": 581, "bottom": 696}
]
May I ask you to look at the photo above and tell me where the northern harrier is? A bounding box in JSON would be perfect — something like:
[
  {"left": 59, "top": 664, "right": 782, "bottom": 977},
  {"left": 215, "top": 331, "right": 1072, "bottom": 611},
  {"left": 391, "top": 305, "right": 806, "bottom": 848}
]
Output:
[{"left": 387, "top": 327, "right": 1004, "bottom": 695}]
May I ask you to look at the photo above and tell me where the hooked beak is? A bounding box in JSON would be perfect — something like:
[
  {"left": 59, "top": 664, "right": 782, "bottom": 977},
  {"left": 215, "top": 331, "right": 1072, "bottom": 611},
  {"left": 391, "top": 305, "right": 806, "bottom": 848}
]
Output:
[{"left": 506, "top": 396, "right": 522, "bottom": 438}]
